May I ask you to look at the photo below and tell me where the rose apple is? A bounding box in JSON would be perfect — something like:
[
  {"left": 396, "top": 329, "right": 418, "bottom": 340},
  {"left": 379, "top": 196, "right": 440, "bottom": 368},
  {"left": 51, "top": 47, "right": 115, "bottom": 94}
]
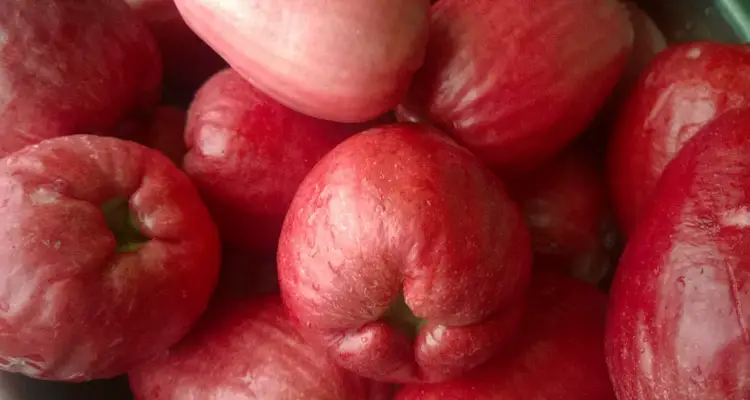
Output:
[
  {"left": 607, "top": 42, "right": 750, "bottom": 236},
  {"left": 0, "top": 0, "right": 162, "bottom": 158},
  {"left": 277, "top": 124, "right": 532, "bottom": 382},
  {"left": 184, "top": 68, "right": 375, "bottom": 255},
  {"left": 0, "top": 135, "right": 220, "bottom": 381},
  {"left": 401, "top": 0, "right": 632, "bottom": 175},
  {"left": 125, "top": 0, "right": 226, "bottom": 105},
  {"left": 173, "top": 0, "right": 429, "bottom": 122},
  {"left": 129, "top": 296, "right": 392, "bottom": 399},
  {"left": 396, "top": 270, "right": 613, "bottom": 399},
  {"left": 510, "top": 147, "right": 617, "bottom": 284},
  {"left": 606, "top": 108, "right": 750, "bottom": 399}
]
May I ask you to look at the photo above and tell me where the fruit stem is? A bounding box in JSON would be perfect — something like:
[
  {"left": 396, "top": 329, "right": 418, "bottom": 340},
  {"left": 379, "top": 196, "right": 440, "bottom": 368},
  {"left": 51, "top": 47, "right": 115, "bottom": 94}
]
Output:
[
  {"left": 100, "top": 198, "right": 148, "bottom": 253},
  {"left": 383, "top": 292, "right": 424, "bottom": 339}
]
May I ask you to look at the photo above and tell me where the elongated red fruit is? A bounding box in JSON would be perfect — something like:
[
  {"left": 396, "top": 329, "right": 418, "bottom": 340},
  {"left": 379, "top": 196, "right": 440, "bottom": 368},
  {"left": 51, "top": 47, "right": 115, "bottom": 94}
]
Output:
[
  {"left": 606, "top": 108, "right": 750, "bottom": 400},
  {"left": 278, "top": 124, "right": 531, "bottom": 383},
  {"left": 0, "top": 0, "right": 162, "bottom": 158},
  {"left": 174, "top": 0, "right": 430, "bottom": 123},
  {"left": 396, "top": 271, "right": 614, "bottom": 400},
  {"left": 608, "top": 42, "right": 750, "bottom": 236},
  {"left": 402, "top": 0, "right": 632, "bottom": 175}
]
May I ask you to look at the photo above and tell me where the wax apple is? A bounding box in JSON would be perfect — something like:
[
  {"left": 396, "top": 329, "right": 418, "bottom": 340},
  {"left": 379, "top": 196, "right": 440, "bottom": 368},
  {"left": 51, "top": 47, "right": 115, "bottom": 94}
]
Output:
[
  {"left": 174, "top": 0, "right": 429, "bottom": 122},
  {"left": 608, "top": 42, "right": 750, "bottom": 236},
  {"left": 125, "top": 0, "right": 226, "bottom": 103},
  {"left": 277, "top": 124, "right": 532, "bottom": 382},
  {"left": 402, "top": 0, "right": 632, "bottom": 175},
  {"left": 0, "top": 0, "right": 161, "bottom": 158},
  {"left": 510, "top": 147, "right": 616, "bottom": 284},
  {"left": 396, "top": 271, "right": 613, "bottom": 399},
  {"left": 184, "top": 68, "right": 376, "bottom": 255},
  {"left": 0, "top": 135, "right": 220, "bottom": 381},
  {"left": 606, "top": 109, "right": 750, "bottom": 399},
  {"left": 129, "top": 296, "right": 392, "bottom": 399}
]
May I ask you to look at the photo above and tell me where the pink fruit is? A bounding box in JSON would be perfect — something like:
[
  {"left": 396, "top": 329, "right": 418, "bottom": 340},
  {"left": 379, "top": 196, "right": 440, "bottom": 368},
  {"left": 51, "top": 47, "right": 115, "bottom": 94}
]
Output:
[
  {"left": 277, "top": 124, "right": 531, "bottom": 382},
  {"left": 0, "top": 0, "right": 162, "bottom": 158},
  {"left": 606, "top": 108, "right": 750, "bottom": 399},
  {"left": 396, "top": 271, "right": 614, "bottom": 399},
  {"left": 608, "top": 42, "right": 750, "bottom": 236},
  {"left": 125, "top": 0, "right": 226, "bottom": 102},
  {"left": 0, "top": 135, "right": 220, "bottom": 381},
  {"left": 402, "top": 0, "right": 632, "bottom": 175},
  {"left": 183, "top": 68, "right": 370, "bottom": 255},
  {"left": 510, "top": 147, "right": 616, "bottom": 284},
  {"left": 129, "top": 296, "right": 393, "bottom": 400},
  {"left": 173, "top": 0, "right": 430, "bottom": 122}
]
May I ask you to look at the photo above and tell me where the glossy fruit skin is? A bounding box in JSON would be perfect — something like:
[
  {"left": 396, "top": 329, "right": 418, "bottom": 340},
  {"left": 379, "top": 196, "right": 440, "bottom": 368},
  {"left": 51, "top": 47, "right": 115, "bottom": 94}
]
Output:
[
  {"left": 606, "top": 109, "right": 750, "bottom": 400},
  {"left": 510, "top": 147, "right": 616, "bottom": 284},
  {"left": 0, "top": 0, "right": 162, "bottom": 158},
  {"left": 608, "top": 42, "right": 750, "bottom": 236},
  {"left": 402, "top": 0, "right": 632, "bottom": 175},
  {"left": 174, "top": 0, "right": 430, "bottom": 123},
  {"left": 396, "top": 271, "right": 614, "bottom": 400},
  {"left": 183, "top": 68, "right": 368, "bottom": 255},
  {"left": 129, "top": 296, "right": 392, "bottom": 400},
  {"left": 277, "top": 124, "right": 532, "bottom": 383},
  {"left": 0, "top": 135, "right": 220, "bottom": 381},
  {"left": 125, "top": 0, "right": 226, "bottom": 104}
]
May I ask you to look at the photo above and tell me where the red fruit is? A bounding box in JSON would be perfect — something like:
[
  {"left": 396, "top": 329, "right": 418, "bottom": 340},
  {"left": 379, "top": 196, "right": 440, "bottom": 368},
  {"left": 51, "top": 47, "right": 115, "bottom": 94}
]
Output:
[
  {"left": 606, "top": 109, "right": 750, "bottom": 399},
  {"left": 183, "top": 68, "right": 368, "bottom": 255},
  {"left": 173, "top": 0, "right": 430, "bottom": 123},
  {"left": 510, "top": 147, "right": 617, "bottom": 284},
  {"left": 277, "top": 124, "right": 531, "bottom": 383},
  {"left": 396, "top": 271, "right": 613, "bottom": 399},
  {"left": 129, "top": 296, "right": 393, "bottom": 400},
  {"left": 402, "top": 0, "right": 632, "bottom": 175},
  {"left": 608, "top": 42, "right": 750, "bottom": 236},
  {"left": 0, "top": 0, "right": 162, "bottom": 158},
  {"left": 0, "top": 135, "right": 220, "bottom": 381},
  {"left": 125, "top": 0, "right": 226, "bottom": 103}
]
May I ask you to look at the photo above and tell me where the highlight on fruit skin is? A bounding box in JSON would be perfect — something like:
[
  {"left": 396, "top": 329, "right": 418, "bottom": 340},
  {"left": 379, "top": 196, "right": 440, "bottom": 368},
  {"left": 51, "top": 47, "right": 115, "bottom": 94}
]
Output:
[
  {"left": 277, "top": 123, "right": 532, "bottom": 383},
  {"left": 402, "top": 0, "right": 633, "bottom": 176},
  {"left": 174, "top": 0, "right": 431, "bottom": 123}
]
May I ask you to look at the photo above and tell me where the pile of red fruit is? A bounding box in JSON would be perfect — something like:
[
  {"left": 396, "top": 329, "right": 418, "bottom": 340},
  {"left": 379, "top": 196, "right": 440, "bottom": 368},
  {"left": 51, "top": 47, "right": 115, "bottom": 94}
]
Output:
[{"left": 0, "top": 0, "right": 748, "bottom": 399}]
